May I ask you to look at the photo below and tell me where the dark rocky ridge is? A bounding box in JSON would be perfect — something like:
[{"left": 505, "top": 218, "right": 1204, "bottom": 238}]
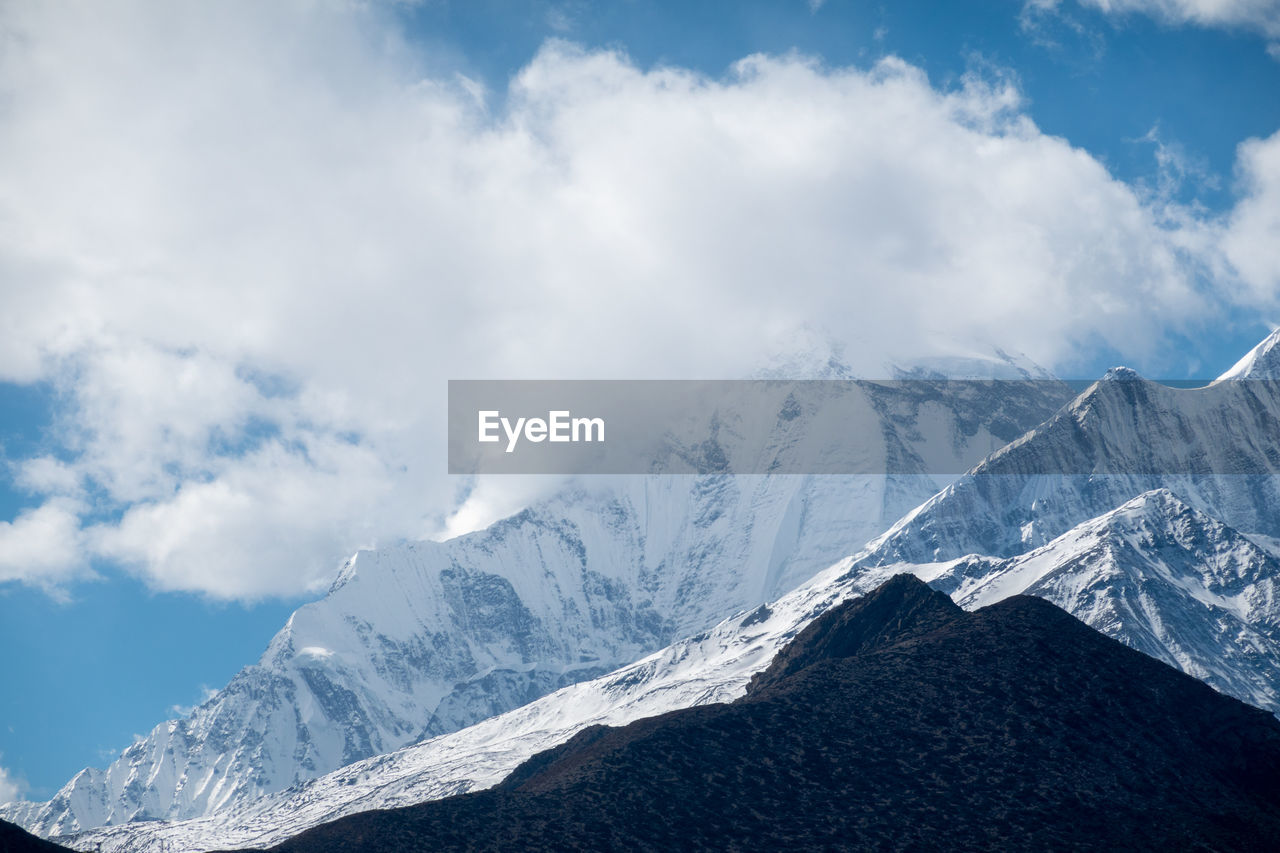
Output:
[
  {"left": 0, "top": 819, "right": 69, "bottom": 853},
  {"left": 249, "top": 574, "right": 1280, "bottom": 852}
]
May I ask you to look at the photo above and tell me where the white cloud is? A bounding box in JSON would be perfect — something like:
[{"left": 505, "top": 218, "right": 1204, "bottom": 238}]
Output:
[
  {"left": 168, "top": 684, "right": 219, "bottom": 717},
  {"left": 0, "top": 499, "right": 89, "bottom": 590},
  {"left": 1222, "top": 131, "right": 1280, "bottom": 302},
  {"left": 1030, "top": 0, "right": 1280, "bottom": 37},
  {"left": 0, "top": 1, "right": 1269, "bottom": 599},
  {"left": 0, "top": 759, "right": 26, "bottom": 804},
  {"left": 89, "top": 437, "right": 406, "bottom": 599},
  {"left": 12, "top": 456, "right": 82, "bottom": 497},
  {"left": 1135, "top": 124, "right": 1220, "bottom": 202},
  {"left": 441, "top": 475, "right": 571, "bottom": 542}
]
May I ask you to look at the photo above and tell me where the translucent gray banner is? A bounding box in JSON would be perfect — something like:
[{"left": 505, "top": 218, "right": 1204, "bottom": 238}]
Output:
[{"left": 447, "top": 377, "right": 1280, "bottom": 475}]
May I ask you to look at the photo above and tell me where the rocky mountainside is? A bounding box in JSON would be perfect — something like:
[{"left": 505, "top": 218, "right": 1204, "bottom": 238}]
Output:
[
  {"left": 0, "top": 820, "right": 69, "bottom": 853},
  {"left": 0, "top": 363, "right": 1072, "bottom": 837},
  {"left": 253, "top": 576, "right": 1280, "bottom": 852}
]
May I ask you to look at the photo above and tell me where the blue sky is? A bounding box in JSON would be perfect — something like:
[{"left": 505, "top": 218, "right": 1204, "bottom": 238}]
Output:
[{"left": 1, "top": 0, "right": 1278, "bottom": 799}]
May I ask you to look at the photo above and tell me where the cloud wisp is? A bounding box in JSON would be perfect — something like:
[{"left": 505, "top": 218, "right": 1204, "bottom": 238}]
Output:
[{"left": 1026, "top": 0, "right": 1280, "bottom": 39}]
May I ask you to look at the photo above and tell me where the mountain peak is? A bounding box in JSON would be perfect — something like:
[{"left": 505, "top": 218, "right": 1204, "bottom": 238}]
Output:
[
  {"left": 1033, "top": 488, "right": 1198, "bottom": 544},
  {"left": 747, "top": 574, "right": 960, "bottom": 694},
  {"left": 1106, "top": 488, "right": 1191, "bottom": 522},
  {"left": 1218, "top": 327, "right": 1280, "bottom": 381},
  {"left": 1101, "top": 365, "right": 1142, "bottom": 382},
  {"left": 326, "top": 553, "right": 361, "bottom": 594}
]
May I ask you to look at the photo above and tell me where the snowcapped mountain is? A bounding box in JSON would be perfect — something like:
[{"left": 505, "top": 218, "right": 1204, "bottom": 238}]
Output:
[
  {"left": 862, "top": 349, "right": 1280, "bottom": 567},
  {"left": 57, "top": 483, "right": 1280, "bottom": 852},
  {"left": 0, "top": 364, "right": 1073, "bottom": 838},
  {"left": 15, "top": 332, "right": 1280, "bottom": 851},
  {"left": 32, "top": 558, "right": 867, "bottom": 853}
]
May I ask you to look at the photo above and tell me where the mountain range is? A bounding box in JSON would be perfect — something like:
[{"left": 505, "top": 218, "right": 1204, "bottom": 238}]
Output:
[
  {"left": 7, "top": 331, "right": 1280, "bottom": 852},
  {"left": 1, "top": 357, "right": 1073, "bottom": 838},
  {"left": 247, "top": 575, "right": 1280, "bottom": 852},
  {"left": 55, "top": 489, "right": 1280, "bottom": 851}
]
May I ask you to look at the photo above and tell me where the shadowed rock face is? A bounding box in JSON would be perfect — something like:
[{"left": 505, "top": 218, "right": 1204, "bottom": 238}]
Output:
[
  {"left": 744, "top": 571, "right": 964, "bottom": 693},
  {"left": 255, "top": 575, "right": 1280, "bottom": 853},
  {"left": 0, "top": 819, "right": 71, "bottom": 853}
]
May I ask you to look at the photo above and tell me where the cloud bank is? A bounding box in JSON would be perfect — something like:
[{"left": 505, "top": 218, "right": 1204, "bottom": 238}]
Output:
[{"left": 0, "top": 0, "right": 1275, "bottom": 599}]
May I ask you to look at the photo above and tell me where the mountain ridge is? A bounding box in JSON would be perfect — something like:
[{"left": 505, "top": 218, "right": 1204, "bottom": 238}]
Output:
[
  {"left": 17, "top": 332, "right": 1280, "bottom": 850},
  {"left": 2, "top": 364, "right": 1073, "bottom": 837},
  {"left": 860, "top": 368, "right": 1280, "bottom": 567},
  {"left": 58, "top": 480, "right": 1280, "bottom": 852},
  {"left": 249, "top": 576, "right": 1280, "bottom": 853}
]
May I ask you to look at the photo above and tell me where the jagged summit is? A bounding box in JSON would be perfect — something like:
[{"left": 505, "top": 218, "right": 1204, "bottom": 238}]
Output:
[
  {"left": 1218, "top": 326, "right": 1280, "bottom": 380},
  {"left": 863, "top": 338, "right": 1280, "bottom": 570},
  {"left": 1100, "top": 365, "right": 1141, "bottom": 381},
  {"left": 1053, "top": 488, "right": 1223, "bottom": 540}
]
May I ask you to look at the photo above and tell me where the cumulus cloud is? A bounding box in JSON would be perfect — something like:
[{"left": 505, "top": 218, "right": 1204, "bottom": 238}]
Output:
[
  {"left": 0, "top": 499, "right": 89, "bottom": 591},
  {"left": 0, "top": 0, "right": 1271, "bottom": 599},
  {"left": 1222, "top": 131, "right": 1280, "bottom": 301},
  {"left": 11, "top": 456, "right": 82, "bottom": 498}
]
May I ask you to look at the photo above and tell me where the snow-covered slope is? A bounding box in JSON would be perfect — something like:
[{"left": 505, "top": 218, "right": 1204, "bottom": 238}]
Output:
[
  {"left": 1217, "top": 326, "right": 1280, "bottom": 380},
  {"left": 1, "top": 367, "right": 1072, "bottom": 837},
  {"left": 55, "top": 557, "right": 861, "bottom": 852},
  {"left": 58, "top": 486, "right": 1280, "bottom": 852}
]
